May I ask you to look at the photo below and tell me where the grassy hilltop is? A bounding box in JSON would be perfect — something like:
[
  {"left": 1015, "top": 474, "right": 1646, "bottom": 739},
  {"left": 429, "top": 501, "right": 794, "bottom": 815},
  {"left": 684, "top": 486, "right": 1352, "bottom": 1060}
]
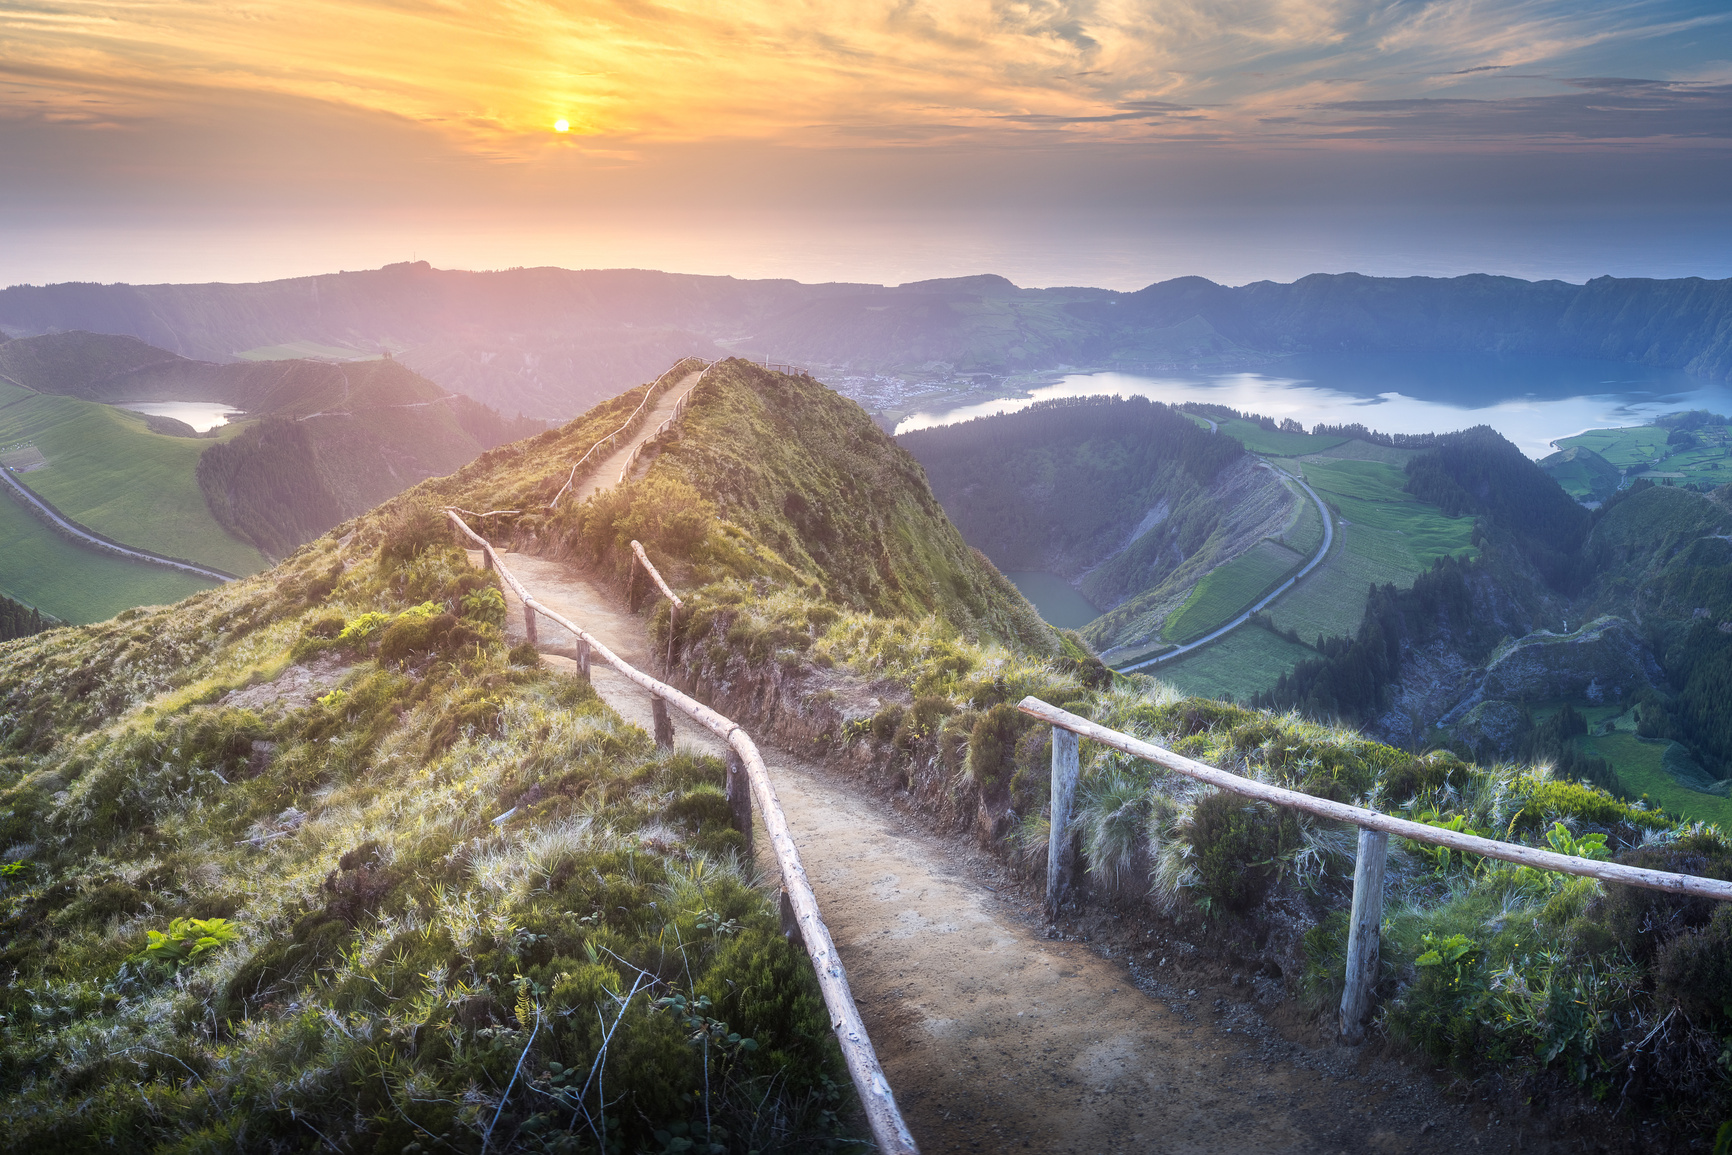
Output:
[{"left": 5, "top": 359, "right": 1732, "bottom": 1148}]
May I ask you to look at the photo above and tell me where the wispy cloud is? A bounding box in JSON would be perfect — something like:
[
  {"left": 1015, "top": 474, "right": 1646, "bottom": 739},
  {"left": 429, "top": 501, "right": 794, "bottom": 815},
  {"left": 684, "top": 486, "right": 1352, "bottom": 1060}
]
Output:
[{"left": 2, "top": 0, "right": 1726, "bottom": 160}]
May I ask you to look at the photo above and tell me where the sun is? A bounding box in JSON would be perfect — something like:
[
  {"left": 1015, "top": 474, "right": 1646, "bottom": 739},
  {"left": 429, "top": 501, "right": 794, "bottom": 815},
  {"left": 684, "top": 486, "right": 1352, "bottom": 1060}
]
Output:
[{"left": 553, "top": 119, "right": 570, "bottom": 133}]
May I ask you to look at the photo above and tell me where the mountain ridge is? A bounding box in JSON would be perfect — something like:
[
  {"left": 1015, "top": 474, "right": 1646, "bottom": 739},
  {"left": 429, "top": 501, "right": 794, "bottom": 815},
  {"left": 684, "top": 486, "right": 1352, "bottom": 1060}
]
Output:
[{"left": 5, "top": 265, "right": 1731, "bottom": 420}]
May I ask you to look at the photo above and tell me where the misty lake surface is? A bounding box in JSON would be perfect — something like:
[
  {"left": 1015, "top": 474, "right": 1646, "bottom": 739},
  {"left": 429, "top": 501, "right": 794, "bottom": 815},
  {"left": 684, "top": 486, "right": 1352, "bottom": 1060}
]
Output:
[
  {"left": 895, "top": 352, "right": 1732, "bottom": 457},
  {"left": 116, "top": 402, "right": 243, "bottom": 432},
  {"left": 1005, "top": 571, "right": 1100, "bottom": 630}
]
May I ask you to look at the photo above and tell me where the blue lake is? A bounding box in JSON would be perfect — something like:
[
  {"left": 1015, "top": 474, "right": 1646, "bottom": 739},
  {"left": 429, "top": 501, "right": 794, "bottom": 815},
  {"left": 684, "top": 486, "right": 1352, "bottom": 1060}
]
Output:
[
  {"left": 1005, "top": 571, "right": 1100, "bottom": 630},
  {"left": 896, "top": 352, "right": 1732, "bottom": 458},
  {"left": 116, "top": 401, "right": 244, "bottom": 432}
]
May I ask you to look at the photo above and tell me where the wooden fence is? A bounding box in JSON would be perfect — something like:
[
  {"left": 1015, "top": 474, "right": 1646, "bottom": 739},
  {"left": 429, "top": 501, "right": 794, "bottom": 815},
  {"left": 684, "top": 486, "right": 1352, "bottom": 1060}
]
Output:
[
  {"left": 1016, "top": 696, "right": 1732, "bottom": 1044},
  {"left": 548, "top": 358, "right": 709, "bottom": 509},
  {"left": 446, "top": 510, "right": 918, "bottom": 1155},
  {"left": 614, "top": 363, "right": 713, "bottom": 486}
]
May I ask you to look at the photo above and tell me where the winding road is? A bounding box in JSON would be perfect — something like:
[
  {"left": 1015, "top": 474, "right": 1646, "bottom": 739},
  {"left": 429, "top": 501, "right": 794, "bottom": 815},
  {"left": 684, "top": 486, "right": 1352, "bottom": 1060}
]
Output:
[
  {"left": 1121, "top": 463, "right": 1333, "bottom": 672},
  {"left": 0, "top": 465, "right": 234, "bottom": 582}
]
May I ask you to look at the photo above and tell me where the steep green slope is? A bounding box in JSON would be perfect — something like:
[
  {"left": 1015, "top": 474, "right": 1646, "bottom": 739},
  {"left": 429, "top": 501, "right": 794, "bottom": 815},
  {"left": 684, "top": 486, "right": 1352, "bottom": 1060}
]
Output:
[
  {"left": 1540, "top": 445, "right": 1622, "bottom": 504},
  {"left": 0, "top": 506, "right": 847, "bottom": 1152},
  {"left": 0, "top": 391, "right": 266, "bottom": 574},
  {"left": 535, "top": 360, "right": 1056, "bottom": 652},
  {"left": 8, "top": 358, "right": 1732, "bottom": 1147}
]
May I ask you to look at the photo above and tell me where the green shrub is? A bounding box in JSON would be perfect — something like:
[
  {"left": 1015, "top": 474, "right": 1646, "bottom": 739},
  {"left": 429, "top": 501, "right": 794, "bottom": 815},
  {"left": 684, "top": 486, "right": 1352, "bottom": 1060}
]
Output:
[
  {"left": 893, "top": 696, "right": 952, "bottom": 752},
  {"left": 376, "top": 502, "right": 452, "bottom": 566},
  {"left": 138, "top": 917, "right": 240, "bottom": 968},
  {"left": 1513, "top": 779, "right": 1668, "bottom": 833},
  {"left": 460, "top": 585, "right": 506, "bottom": 627},
  {"left": 1579, "top": 833, "right": 1732, "bottom": 966},
  {"left": 1185, "top": 792, "right": 1297, "bottom": 913},
  {"left": 966, "top": 703, "right": 1027, "bottom": 789},
  {"left": 1655, "top": 904, "right": 1732, "bottom": 1022}
]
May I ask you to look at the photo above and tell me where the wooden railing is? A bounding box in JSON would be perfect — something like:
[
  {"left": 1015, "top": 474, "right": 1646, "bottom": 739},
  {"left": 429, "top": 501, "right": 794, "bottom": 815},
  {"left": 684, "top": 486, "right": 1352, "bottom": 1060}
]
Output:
[
  {"left": 1016, "top": 697, "right": 1732, "bottom": 1044},
  {"left": 548, "top": 358, "right": 708, "bottom": 509},
  {"left": 446, "top": 510, "right": 918, "bottom": 1155},
  {"left": 613, "top": 361, "right": 714, "bottom": 486}
]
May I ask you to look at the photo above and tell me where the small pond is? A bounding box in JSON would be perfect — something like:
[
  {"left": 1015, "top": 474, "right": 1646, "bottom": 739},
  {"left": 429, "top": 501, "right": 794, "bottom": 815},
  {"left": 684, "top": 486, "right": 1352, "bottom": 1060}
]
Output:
[
  {"left": 116, "top": 402, "right": 245, "bottom": 433},
  {"left": 1004, "top": 571, "right": 1100, "bottom": 630}
]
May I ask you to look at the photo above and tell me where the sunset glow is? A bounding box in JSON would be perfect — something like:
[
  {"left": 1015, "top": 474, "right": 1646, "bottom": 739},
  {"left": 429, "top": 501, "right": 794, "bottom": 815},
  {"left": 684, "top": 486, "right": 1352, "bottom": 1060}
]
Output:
[{"left": 1, "top": 1, "right": 1728, "bottom": 285}]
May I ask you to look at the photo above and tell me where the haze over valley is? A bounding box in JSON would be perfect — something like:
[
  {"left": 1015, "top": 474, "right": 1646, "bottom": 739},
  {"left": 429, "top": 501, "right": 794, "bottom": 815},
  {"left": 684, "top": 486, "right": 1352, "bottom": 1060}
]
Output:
[{"left": 8, "top": 0, "right": 1732, "bottom": 1151}]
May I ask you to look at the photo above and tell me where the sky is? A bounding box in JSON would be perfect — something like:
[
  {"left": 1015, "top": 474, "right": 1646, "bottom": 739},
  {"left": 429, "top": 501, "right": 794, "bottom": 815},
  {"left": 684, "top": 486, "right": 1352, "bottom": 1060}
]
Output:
[{"left": 3, "top": 0, "right": 1730, "bottom": 289}]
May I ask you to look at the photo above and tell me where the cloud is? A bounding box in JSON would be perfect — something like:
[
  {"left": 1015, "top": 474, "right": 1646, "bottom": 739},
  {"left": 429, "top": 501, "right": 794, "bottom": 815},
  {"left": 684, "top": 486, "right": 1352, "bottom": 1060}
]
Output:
[{"left": 1299, "top": 78, "right": 1732, "bottom": 141}]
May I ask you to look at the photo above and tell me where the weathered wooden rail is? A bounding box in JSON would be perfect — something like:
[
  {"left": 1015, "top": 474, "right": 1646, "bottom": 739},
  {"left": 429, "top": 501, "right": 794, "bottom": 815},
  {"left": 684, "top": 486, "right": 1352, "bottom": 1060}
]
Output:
[
  {"left": 548, "top": 358, "right": 708, "bottom": 509},
  {"left": 446, "top": 510, "right": 918, "bottom": 1155},
  {"left": 1017, "top": 697, "right": 1732, "bottom": 1044},
  {"left": 614, "top": 361, "right": 713, "bottom": 486}
]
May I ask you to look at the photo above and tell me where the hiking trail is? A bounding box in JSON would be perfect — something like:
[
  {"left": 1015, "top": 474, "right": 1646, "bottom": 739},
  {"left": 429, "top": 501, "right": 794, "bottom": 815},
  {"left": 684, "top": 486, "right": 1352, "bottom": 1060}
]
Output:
[{"left": 464, "top": 384, "right": 1553, "bottom": 1154}]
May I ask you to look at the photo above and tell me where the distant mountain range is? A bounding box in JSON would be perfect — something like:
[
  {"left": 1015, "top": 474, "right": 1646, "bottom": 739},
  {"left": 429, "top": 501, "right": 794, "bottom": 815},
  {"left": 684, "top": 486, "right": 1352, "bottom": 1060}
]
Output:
[{"left": 3, "top": 265, "right": 1730, "bottom": 420}]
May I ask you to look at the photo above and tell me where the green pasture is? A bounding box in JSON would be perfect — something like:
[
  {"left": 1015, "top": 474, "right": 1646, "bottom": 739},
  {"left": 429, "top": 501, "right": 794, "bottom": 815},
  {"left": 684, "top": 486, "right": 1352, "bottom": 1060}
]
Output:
[
  {"left": 1152, "top": 624, "right": 1318, "bottom": 702},
  {"left": 1580, "top": 732, "right": 1732, "bottom": 830},
  {"left": 0, "top": 490, "right": 217, "bottom": 624},
  {"left": 1215, "top": 418, "right": 1348, "bottom": 457},
  {"left": 1261, "top": 457, "right": 1475, "bottom": 643},
  {"left": 1541, "top": 448, "right": 1617, "bottom": 502},
  {"left": 1299, "top": 458, "right": 1414, "bottom": 502},
  {"left": 1555, "top": 426, "right": 1671, "bottom": 471},
  {"left": 0, "top": 394, "right": 265, "bottom": 575},
  {"left": 1268, "top": 510, "right": 1474, "bottom": 644},
  {"left": 1278, "top": 482, "right": 1325, "bottom": 557},
  {"left": 0, "top": 381, "right": 33, "bottom": 411},
  {"left": 1163, "top": 538, "right": 1302, "bottom": 643}
]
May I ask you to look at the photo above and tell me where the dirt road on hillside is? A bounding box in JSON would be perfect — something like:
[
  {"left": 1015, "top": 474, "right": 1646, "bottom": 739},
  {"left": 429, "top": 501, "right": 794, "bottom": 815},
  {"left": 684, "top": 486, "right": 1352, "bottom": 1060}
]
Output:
[{"left": 475, "top": 548, "right": 1550, "bottom": 1155}]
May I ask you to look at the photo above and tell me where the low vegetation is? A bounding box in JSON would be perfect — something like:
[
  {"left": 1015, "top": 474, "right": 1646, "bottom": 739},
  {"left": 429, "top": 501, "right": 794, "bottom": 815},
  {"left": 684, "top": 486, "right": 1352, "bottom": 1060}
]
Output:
[
  {"left": 8, "top": 357, "right": 1732, "bottom": 1146},
  {"left": 0, "top": 491, "right": 848, "bottom": 1150}
]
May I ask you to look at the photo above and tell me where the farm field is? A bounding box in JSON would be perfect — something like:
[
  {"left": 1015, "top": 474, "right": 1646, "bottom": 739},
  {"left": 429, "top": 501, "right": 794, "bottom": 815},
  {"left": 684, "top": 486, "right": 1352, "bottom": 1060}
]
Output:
[
  {"left": 1266, "top": 458, "right": 1476, "bottom": 644},
  {"left": 1553, "top": 421, "right": 1732, "bottom": 487},
  {"left": 1581, "top": 731, "right": 1732, "bottom": 829},
  {"left": 0, "top": 488, "right": 218, "bottom": 623},
  {"left": 1214, "top": 417, "right": 1347, "bottom": 457},
  {"left": 1555, "top": 425, "right": 1674, "bottom": 470},
  {"left": 0, "top": 392, "right": 265, "bottom": 575},
  {"left": 1163, "top": 537, "right": 1301, "bottom": 643},
  {"left": 1153, "top": 623, "right": 1318, "bottom": 701},
  {"left": 1275, "top": 478, "right": 1324, "bottom": 557}
]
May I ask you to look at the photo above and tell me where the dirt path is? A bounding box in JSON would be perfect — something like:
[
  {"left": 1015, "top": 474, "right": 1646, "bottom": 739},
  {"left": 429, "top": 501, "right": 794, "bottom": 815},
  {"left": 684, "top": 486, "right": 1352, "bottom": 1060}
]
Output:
[
  {"left": 455, "top": 390, "right": 1555, "bottom": 1153},
  {"left": 586, "top": 369, "right": 702, "bottom": 492},
  {"left": 477, "top": 550, "right": 1543, "bottom": 1155}
]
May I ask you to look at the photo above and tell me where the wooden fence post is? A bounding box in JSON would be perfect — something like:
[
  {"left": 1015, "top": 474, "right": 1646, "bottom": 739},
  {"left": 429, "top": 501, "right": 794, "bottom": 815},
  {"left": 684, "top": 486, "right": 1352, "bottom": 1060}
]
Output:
[
  {"left": 523, "top": 604, "right": 538, "bottom": 646},
  {"left": 725, "top": 751, "right": 753, "bottom": 856},
  {"left": 666, "top": 604, "right": 678, "bottom": 673},
  {"left": 1046, "top": 726, "right": 1080, "bottom": 919},
  {"left": 1340, "top": 827, "right": 1388, "bottom": 1044},
  {"left": 780, "top": 887, "right": 805, "bottom": 948},
  {"left": 651, "top": 696, "right": 673, "bottom": 750},
  {"left": 575, "top": 639, "right": 591, "bottom": 682}
]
